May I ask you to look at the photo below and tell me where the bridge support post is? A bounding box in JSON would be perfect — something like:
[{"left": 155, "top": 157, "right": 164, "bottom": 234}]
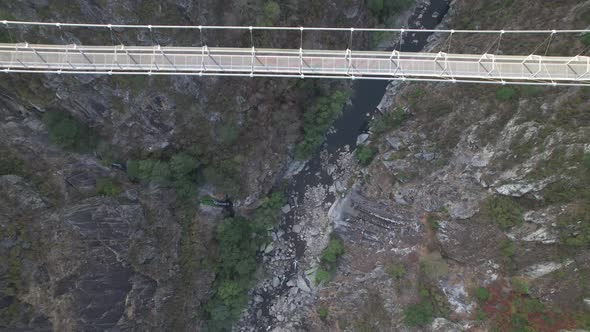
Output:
[
  {"left": 478, "top": 53, "right": 496, "bottom": 78},
  {"left": 522, "top": 54, "right": 543, "bottom": 79},
  {"left": 345, "top": 48, "right": 352, "bottom": 76},
  {"left": 201, "top": 45, "right": 209, "bottom": 72},
  {"left": 434, "top": 51, "right": 451, "bottom": 78},
  {"left": 389, "top": 50, "right": 403, "bottom": 78},
  {"left": 251, "top": 46, "right": 256, "bottom": 77}
]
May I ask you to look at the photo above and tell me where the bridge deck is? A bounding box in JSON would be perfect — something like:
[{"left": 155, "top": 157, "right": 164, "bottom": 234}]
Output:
[{"left": 1, "top": 44, "right": 589, "bottom": 84}]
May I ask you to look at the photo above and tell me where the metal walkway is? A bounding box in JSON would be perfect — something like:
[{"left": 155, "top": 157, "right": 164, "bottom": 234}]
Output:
[{"left": 1, "top": 21, "right": 590, "bottom": 86}]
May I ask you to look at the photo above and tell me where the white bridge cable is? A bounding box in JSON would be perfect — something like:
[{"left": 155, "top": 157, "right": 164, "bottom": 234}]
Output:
[
  {"left": 2, "top": 68, "right": 590, "bottom": 86},
  {"left": 2, "top": 20, "right": 590, "bottom": 34}
]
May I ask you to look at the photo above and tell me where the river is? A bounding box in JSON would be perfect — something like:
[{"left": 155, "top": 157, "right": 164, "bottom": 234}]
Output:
[{"left": 239, "top": 1, "right": 451, "bottom": 330}]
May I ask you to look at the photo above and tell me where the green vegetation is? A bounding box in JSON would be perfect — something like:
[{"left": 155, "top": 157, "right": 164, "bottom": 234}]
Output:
[
  {"left": 367, "top": 0, "right": 413, "bottom": 23},
  {"left": 496, "top": 87, "right": 519, "bottom": 102},
  {"left": 484, "top": 196, "right": 524, "bottom": 230},
  {"left": 511, "top": 277, "right": 530, "bottom": 295},
  {"left": 315, "top": 236, "right": 345, "bottom": 285},
  {"left": 127, "top": 152, "right": 204, "bottom": 199},
  {"left": 475, "top": 281, "right": 576, "bottom": 331},
  {"left": 584, "top": 152, "right": 590, "bottom": 170},
  {"left": 261, "top": 1, "right": 281, "bottom": 25},
  {"left": 475, "top": 287, "right": 490, "bottom": 302},
  {"left": 0, "top": 150, "right": 24, "bottom": 175},
  {"left": 42, "top": 111, "right": 98, "bottom": 152},
  {"left": 203, "top": 160, "right": 242, "bottom": 197},
  {"left": 199, "top": 195, "right": 217, "bottom": 206},
  {"left": 582, "top": 33, "right": 590, "bottom": 47},
  {"left": 96, "top": 177, "right": 123, "bottom": 197},
  {"left": 371, "top": 107, "right": 408, "bottom": 136},
  {"left": 295, "top": 90, "right": 348, "bottom": 160},
  {"left": 356, "top": 145, "right": 377, "bottom": 167},
  {"left": 501, "top": 239, "right": 518, "bottom": 273},
  {"left": 387, "top": 262, "right": 406, "bottom": 280},
  {"left": 219, "top": 122, "right": 240, "bottom": 145},
  {"left": 557, "top": 202, "right": 590, "bottom": 247},
  {"left": 204, "top": 191, "right": 286, "bottom": 330},
  {"left": 404, "top": 298, "right": 434, "bottom": 327},
  {"left": 426, "top": 214, "right": 440, "bottom": 231},
  {"left": 317, "top": 307, "right": 329, "bottom": 319},
  {"left": 0, "top": 10, "right": 15, "bottom": 43}
]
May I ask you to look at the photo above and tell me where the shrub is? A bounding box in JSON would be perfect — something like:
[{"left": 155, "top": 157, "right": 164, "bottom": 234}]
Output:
[
  {"left": 501, "top": 239, "right": 517, "bottom": 258},
  {"left": 496, "top": 87, "right": 518, "bottom": 102},
  {"left": 205, "top": 190, "right": 285, "bottom": 329},
  {"left": 387, "top": 262, "right": 406, "bottom": 280},
  {"left": 557, "top": 202, "right": 590, "bottom": 247},
  {"left": 583, "top": 152, "right": 590, "bottom": 170},
  {"left": 367, "top": 0, "right": 413, "bottom": 23},
  {"left": 475, "top": 287, "right": 490, "bottom": 302},
  {"left": 371, "top": 107, "right": 408, "bottom": 136},
  {"left": 295, "top": 90, "right": 348, "bottom": 160},
  {"left": 317, "top": 307, "right": 329, "bottom": 319},
  {"left": 205, "top": 217, "right": 259, "bottom": 324},
  {"left": 0, "top": 150, "right": 24, "bottom": 176},
  {"left": 427, "top": 214, "right": 440, "bottom": 231},
  {"left": 321, "top": 237, "right": 345, "bottom": 265},
  {"left": 127, "top": 159, "right": 155, "bottom": 181},
  {"left": 315, "top": 236, "right": 345, "bottom": 285},
  {"left": 314, "top": 267, "right": 332, "bottom": 285},
  {"left": 485, "top": 196, "right": 524, "bottom": 230},
  {"left": 219, "top": 123, "right": 240, "bottom": 145},
  {"left": 150, "top": 161, "right": 171, "bottom": 183},
  {"left": 356, "top": 146, "right": 377, "bottom": 167},
  {"left": 42, "top": 111, "right": 98, "bottom": 152},
  {"left": 404, "top": 300, "right": 434, "bottom": 327},
  {"left": 582, "top": 33, "right": 590, "bottom": 47},
  {"left": 511, "top": 277, "right": 530, "bottom": 295},
  {"left": 96, "top": 177, "right": 122, "bottom": 197},
  {"left": 501, "top": 239, "right": 518, "bottom": 273},
  {"left": 170, "top": 153, "right": 200, "bottom": 178},
  {"left": 262, "top": 1, "right": 280, "bottom": 24},
  {"left": 203, "top": 160, "right": 241, "bottom": 197}
]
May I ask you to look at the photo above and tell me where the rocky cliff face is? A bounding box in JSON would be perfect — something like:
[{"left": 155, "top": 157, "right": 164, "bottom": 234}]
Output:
[
  {"left": 281, "top": 0, "right": 590, "bottom": 331},
  {"left": 0, "top": 0, "right": 382, "bottom": 331}
]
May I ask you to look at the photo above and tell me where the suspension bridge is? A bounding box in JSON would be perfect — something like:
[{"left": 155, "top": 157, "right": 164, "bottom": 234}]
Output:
[{"left": 1, "top": 20, "right": 590, "bottom": 86}]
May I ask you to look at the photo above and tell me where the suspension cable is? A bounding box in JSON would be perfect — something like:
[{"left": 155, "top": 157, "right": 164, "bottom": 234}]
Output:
[{"left": 2, "top": 20, "right": 590, "bottom": 34}]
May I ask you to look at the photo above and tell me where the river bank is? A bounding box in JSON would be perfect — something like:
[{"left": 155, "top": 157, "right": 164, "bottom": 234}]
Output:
[{"left": 235, "top": 1, "right": 451, "bottom": 330}]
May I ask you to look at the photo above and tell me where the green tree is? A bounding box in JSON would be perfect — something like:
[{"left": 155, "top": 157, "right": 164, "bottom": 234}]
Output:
[
  {"left": 150, "top": 161, "right": 171, "bottom": 183},
  {"left": 315, "top": 236, "right": 346, "bottom": 285},
  {"left": 356, "top": 146, "right": 377, "bottom": 166},
  {"left": 496, "top": 87, "right": 519, "bottom": 102},
  {"left": 295, "top": 90, "right": 348, "bottom": 160},
  {"left": 475, "top": 287, "right": 490, "bottom": 302},
  {"left": 170, "top": 153, "right": 200, "bottom": 178},
  {"left": 387, "top": 263, "right": 406, "bottom": 280},
  {"left": 96, "top": 177, "right": 122, "bottom": 196},
  {"left": 404, "top": 301, "right": 434, "bottom": 327},
  {"left": 583, "top": 152, "right": 590, "bottom": 170},
  {"left": 127, "top": 159, "right": 156, "bottom": 181},
  {"left": 485, "top": 196, "right": 524, "bottom": 230},
  {"left": 262, "top": 1, "right": 281, "bottom": 24},
  {"left": 42, "top": 111, "right": 98, "bottom": 152},
  {"left": 317, "top": 307, "right": 329, "bottom": 319},
  {"left": 371, "top": 107, "right": 408, "bottom": 136}
]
